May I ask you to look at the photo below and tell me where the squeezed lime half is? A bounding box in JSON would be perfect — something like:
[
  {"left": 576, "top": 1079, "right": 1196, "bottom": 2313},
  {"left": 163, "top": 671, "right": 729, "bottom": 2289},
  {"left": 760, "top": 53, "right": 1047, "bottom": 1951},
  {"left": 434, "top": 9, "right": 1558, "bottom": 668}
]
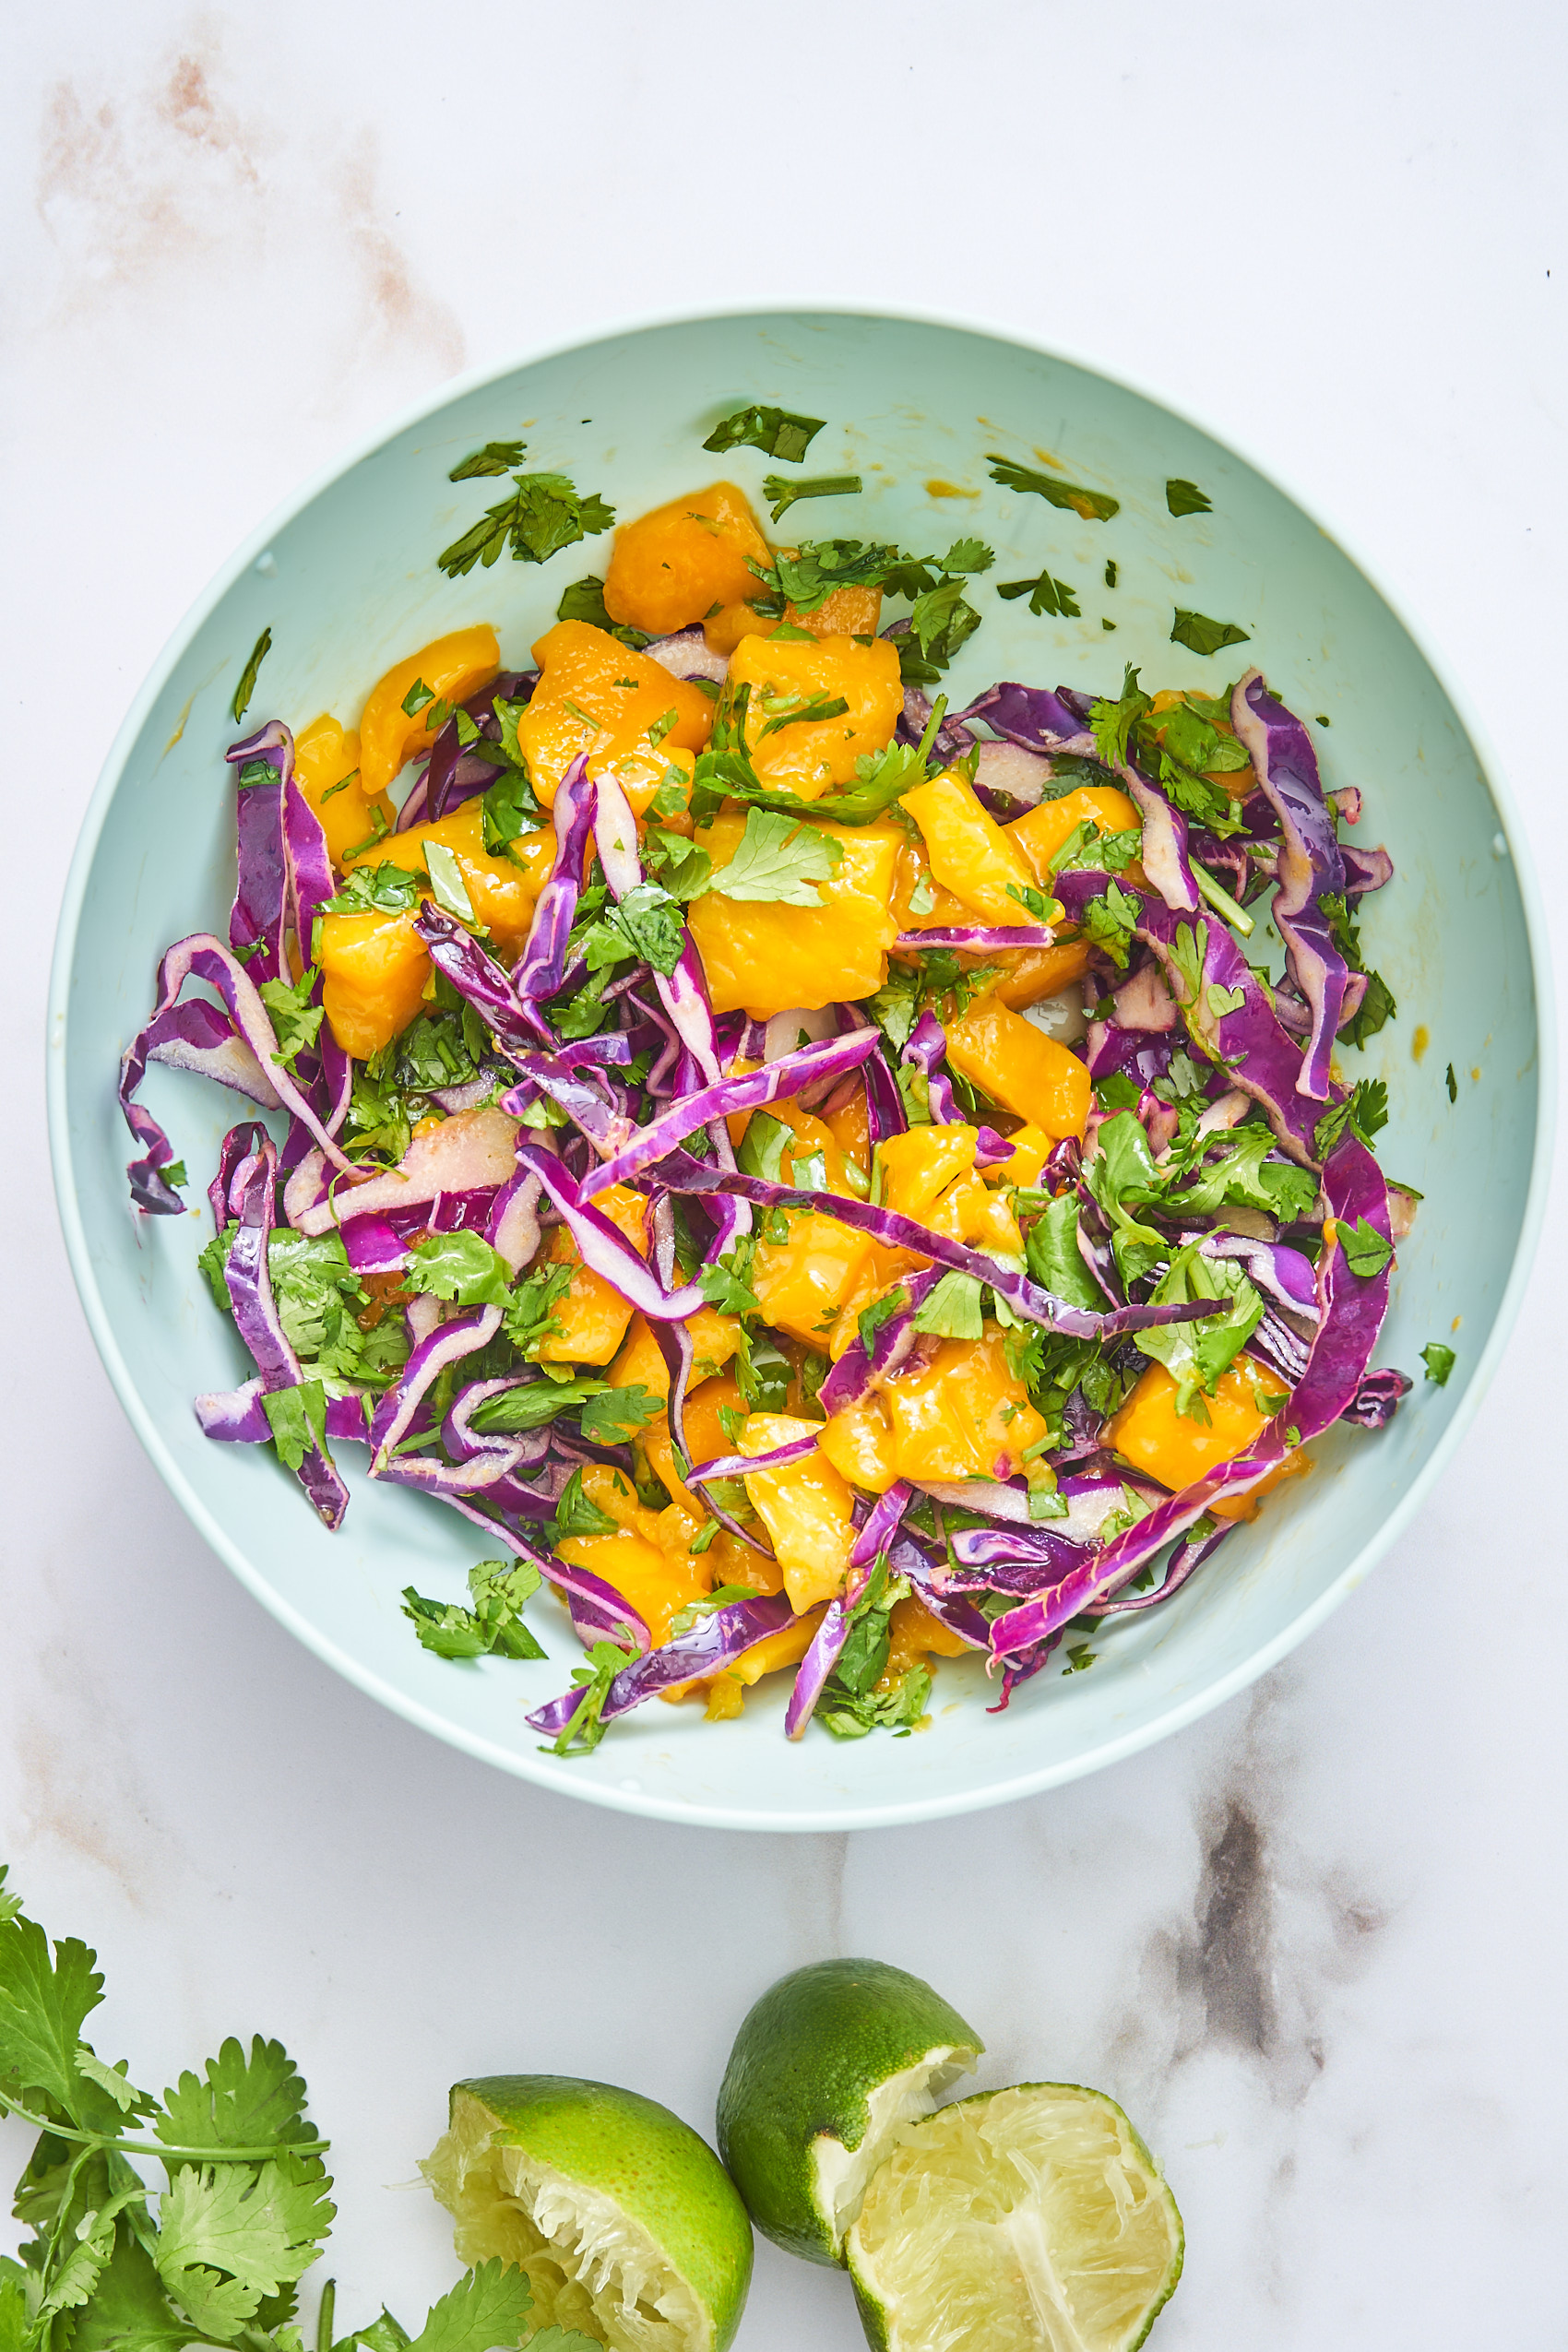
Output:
[
  {"left": 422, "top": 2073, "right": 753, "bottom": 2352},
  {"left": 715, "top": 1957, "right": 982, "bottom": 2266},
  {"left": 846, "top": 2081, "right": 1183, "bottom": 2352}
]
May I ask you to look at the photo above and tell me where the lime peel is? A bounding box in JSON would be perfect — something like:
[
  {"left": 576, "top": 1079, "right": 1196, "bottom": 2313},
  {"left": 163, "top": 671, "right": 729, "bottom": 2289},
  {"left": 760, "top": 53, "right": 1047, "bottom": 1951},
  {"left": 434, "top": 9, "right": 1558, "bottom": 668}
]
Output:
[
  {"left": 810, "top": 2045, "right": 976, "bottom": 2252},
  {"left": 423, "top": 2077, "right": 753, "bottom": 2352}
]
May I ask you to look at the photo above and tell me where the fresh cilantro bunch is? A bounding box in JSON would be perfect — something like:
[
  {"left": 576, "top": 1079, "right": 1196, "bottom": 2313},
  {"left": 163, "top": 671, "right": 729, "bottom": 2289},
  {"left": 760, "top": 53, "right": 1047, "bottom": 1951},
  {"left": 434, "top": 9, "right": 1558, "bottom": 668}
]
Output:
[
  {"left": 0, "top": 1867, "right": 592, "bottom": 2352},
  {"left": 401, "top": 1557, "right": 547, "bottom": 1661}
]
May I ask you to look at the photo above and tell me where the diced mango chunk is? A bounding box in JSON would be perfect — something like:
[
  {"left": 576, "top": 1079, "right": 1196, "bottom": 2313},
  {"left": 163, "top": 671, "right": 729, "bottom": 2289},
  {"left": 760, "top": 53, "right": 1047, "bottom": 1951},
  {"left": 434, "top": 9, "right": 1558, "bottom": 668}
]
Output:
[
  {"left": 901, "top": 766, "right": 1055, "bottom": 929},
  {"left": 554, "top": 1528, "right": 709, "bottom": 1648},
  {"left": 517, "top": 620, "right": 713, "bottom": 813},
  {"left": 876, "top": 1125, "right": 979, "bottom": 1220},
  {"left": 738, "top": 1414, "right": 857, "bottom": 1612},
  {"left": 880, "top": 1329, "right": 1050, "bottom": 1483},
  {"left": 817, "top": 1392, "right": 899, "bottom": 1494},
  {"left": 883, "top": 1592, "right": 971, "bottom": 1677},
  {"left": 729, "top": 633, "right": 903, "bottom": 801},
  {"left": 535, "top": 1183, "right": 651, "bottom": 1365},
  {"left": 989, "top": 940, "right": 1096, "bottom": 1011},
  {"left": 687, "top": 814, "right": 902, "bottom": 1016},
  {"left": 944, "top": 996, "right": 1091, "bottom": 1138},
  {"left": 358, "top": 625, "right": 500, "bottom": 797},
  {"left": 603, "top": 481, "right": 772, "bottom": 638},
  {"left": 751, "top": 1209, "right": 873, "bottom": 1348},
  {"left": 349, "top": 800, "right": 552, "bottom": 956},
  {"left": 1105, "top": 1357, "right": 1294, "bottom": 1498},
  {"left": 291, "top": 714, "right": 394, "bottom": 865},
  {"left": 318, "top": 907, "right": 429, "bottom": 1059},
  {"left": 608, "top": 1310, "right": 743, "bottom": 1398},
  {"left": 705, "top": 575, "right": 883, "bottom": 657},
  {"left": 1005, "top": 785, "right": 1143, "bottom": 884}
]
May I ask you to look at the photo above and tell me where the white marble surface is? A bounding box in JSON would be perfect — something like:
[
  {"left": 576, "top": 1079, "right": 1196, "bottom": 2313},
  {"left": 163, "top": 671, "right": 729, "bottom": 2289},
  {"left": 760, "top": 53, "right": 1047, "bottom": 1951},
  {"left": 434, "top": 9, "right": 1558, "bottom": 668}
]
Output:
[{"left": 4, "top": 3, "right": 1567, "bottom": 2343}]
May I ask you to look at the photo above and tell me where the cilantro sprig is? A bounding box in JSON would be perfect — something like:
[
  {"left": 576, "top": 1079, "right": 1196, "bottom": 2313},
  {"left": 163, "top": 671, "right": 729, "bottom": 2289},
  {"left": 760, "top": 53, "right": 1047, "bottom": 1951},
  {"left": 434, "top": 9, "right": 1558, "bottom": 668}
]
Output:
[
  {"left": 702, "top": 404, "right": 826, "bottom": 463},
  {"left": 437, "top": 452, "right": 614, "bottom": 577}
]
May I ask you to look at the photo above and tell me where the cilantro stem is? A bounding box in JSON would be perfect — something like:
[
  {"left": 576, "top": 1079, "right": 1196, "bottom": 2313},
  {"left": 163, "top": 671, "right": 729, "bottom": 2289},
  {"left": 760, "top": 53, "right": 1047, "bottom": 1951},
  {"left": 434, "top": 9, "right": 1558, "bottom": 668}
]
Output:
[
  {"left": 1189, "top": 856, "right": 1254, "bottom": 938},
  {"left": 0, "top": 2091, "right": 330, "bottom": 2159},
  {"left": 317, "top": 2278, "right": 337, "bottom": 2352}
]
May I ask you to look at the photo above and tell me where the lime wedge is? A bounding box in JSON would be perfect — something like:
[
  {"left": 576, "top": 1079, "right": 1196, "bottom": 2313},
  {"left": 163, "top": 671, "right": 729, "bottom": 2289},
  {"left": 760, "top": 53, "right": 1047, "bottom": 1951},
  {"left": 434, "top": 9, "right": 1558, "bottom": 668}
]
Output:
[
  {"left": 422, "top": 2073, "right": 753, "bottom": 2352},
  {"left": 716, "top": 1957, "right": 982, "bottom": 2266},
  {"left": 846, "top": 2082, "right": 1183, "bottom": 2352}
]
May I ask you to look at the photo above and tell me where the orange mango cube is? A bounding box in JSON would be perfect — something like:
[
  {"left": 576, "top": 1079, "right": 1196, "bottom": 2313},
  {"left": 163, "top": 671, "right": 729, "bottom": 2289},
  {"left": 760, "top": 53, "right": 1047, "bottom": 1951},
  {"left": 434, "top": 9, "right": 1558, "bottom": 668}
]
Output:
[
  {"left": 1106, "top": 1357, "right": 1293, "bottom": 1495},
  {"left": 881, "top": 1329, "right": 1049, "bottom": 1483},
  {"left": 687, "top": 814, "right": 902, "bottom": 1016},
  {"left": 535, "top": 1183, "right": 651, "bottom": 1365},
  {"left": 751, "top": 1209, "right": 874, "bottom": 1348},
  {"left": 944, "top": 996, "right": 1092, "bottom": 1138},
  {"left": 358, "top": 625, "right": 500, "bottom": 797},
  {"left": 1005, "top": 784, "right": 1143, "bottom": 884},
  {"left": 738, "top": 1414, "right": 857, "bottom": 1612},
  {"left": 603, "top": 481, "right": 772, "bottom": 638},
  {"left": 728, "top": 633, "right": 903, "bottom": 801},
  {"left": 517, "top": 620, "right": 713, "bottom": 813},
  {"left": 900, "top": 766, "right": 1055, "bottom": 929},
  {"left": 291, "top": 714, "right": 395, "bottom": 865}
]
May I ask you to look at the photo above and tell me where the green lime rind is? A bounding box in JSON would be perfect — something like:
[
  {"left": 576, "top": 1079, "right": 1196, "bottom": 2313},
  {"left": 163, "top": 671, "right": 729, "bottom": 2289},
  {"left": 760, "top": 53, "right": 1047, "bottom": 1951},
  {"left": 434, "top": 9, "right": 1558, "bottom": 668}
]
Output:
[
  {"left": 846, "top": 2081, "right": 1183, "bottom": 2352},
  {"left": 427, "top": 2073, "right": 754, "bottom": 2352},
  {"left": 715, "top": 1958, "right": 983, "bottom": 2268}
]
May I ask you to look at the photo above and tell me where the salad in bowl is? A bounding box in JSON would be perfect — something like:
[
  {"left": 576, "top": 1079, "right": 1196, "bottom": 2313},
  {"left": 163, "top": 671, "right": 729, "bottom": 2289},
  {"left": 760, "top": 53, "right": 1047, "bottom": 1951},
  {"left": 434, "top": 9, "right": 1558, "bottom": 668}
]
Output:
[{"left": 115, "top": 423, "right": 1415, "bottom": 1758}]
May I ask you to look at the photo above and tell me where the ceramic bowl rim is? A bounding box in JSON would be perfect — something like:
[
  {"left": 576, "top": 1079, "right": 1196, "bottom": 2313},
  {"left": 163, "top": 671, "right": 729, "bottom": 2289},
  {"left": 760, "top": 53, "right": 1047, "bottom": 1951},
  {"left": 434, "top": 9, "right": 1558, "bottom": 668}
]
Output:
[{"left": 47, "top": 300, "right": 1558, "bottom": 1831}]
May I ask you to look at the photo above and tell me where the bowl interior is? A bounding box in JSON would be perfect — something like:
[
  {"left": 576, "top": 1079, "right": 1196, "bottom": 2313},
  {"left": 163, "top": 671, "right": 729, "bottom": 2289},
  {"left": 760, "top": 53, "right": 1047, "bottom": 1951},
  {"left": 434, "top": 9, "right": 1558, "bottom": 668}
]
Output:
[{"left": 51, "top": 310, "right": 1547, "bottom": 1829}]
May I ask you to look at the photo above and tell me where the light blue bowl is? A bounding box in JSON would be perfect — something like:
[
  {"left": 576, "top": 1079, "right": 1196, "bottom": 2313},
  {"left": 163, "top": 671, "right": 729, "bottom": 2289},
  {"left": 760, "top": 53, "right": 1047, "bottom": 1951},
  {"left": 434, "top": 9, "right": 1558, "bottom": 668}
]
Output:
[{"left": 49, "top": 308, "right": 1552, "bottom": 1831}]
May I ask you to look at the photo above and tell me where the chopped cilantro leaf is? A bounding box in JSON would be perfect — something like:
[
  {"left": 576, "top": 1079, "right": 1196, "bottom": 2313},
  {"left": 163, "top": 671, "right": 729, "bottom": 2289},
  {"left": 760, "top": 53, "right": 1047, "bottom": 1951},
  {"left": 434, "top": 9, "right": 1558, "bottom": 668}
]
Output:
[
  {"left": 400, "top": 677, "right": 436, "bottom": 719},
  {"left": 448, "top": 440, "right": 527, "bottom": 480},
  {"left": 1340, "top": 1218, "right": 1394, "bottom": 1278},
  {"left": 997, "top": 569, "right": 1081, "bottom": 619},
  {"left": 1421, "top": 1342, "right": 1455, "bottom": 1386},
  {"left": 1170, "top": 608, "right": 1251, "bottom": 657},
  {"left": 258, "top": 966, "right": 325, "bottom": 1073},
  {"left": 438, "top": 469, "right": 614, "bottom": 578},
  {"left": 231, "top": 627, "right": 272, "bottom": 725},
  {"left": 402, "top": 1231, "right": 514, "bottom": 1309},
  {"left": 1445, "top": 1062, "right": 1458, "bottom": 1102},
  {"left": 986, "top": 456, "right": 1119, "bottom": 520},
  {"left": 706, "top": 809, "right": 842, "bottom": 905},
  {"left": 402, "top": 1557, "right": 546, "bottom": 1662},
  {"left": 702, "top": 404, "right": 826, "bottom": 463},
  {"left": 555, "top": 573, "right": 649, "bottom": 647},
  {"left": 1165, "top": 479, "right": 1213, "bottom": 517},
  {"left": 321, "top": 861, "right": 426, "bottom": 916},
  {"left": 262, "top": 1380, "right": 331, "bottom": 1474},
  {"left": 578, "top": 1384, "right": 659, "bottom": 1445}
]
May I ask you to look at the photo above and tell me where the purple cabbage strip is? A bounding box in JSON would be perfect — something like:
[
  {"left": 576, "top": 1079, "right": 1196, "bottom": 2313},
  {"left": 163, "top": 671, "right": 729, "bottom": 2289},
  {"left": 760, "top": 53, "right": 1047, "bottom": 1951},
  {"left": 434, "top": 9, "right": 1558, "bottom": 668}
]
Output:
[
  {"left": 502, "top": 1058, "right": 635, "bottom": 1157},
  {"left": 902, "top": 1011, "right": 958, "bottom": 1123},
  {"left": 223, "top": 1136, "right": 350, "bottom": 1527},
  {"left": 195, "top": 1379, "right": 371, "bottom": 1449},
  {"left": 986, "top": 1633, "right": 1064, "bottom": 1710},
  {"left": 1055, "top": 871, "right": 1332, "bottom": 1165},
  {"left": 643, "top": 629, "right": 728, "bottom": 684},
  {"left": 1341, "top": 843, "right": 1394, "bottom": 899},
  {"left": 985, "top": 1132, "right": 1393, "bottom": 1655},
  {"left": 517, "top": 1142, "right": 706, "bottom": 1320},
  {"left": 425, "top": 671, "right": 533, "bottom": 822},
  {"left": 514, "top": 754, "right": 595, "bottom": 1005},
  {"left": 209, "top": 1119, "right": 268, "bottom": 1232},
  {"left": 1116, "top": 760, "right": 1199, "bottom": 916},
  {"left": 841, "top": 1006, "right": 909, "bottom": 1145},
  {"left": 818, "top": 1267, "right": 946, "bottom": 1416},
  {"left": 895, "top": 926, "right": 1051, "bottom": 952},
  {"left": 953, "top": 683, "right": 1096, "bottom": 757},
  {"left": 524, "top": 1593, "right": 796, "bottom": 1738},
  {"left": 593, "top": 770, "right": 643, "bottom": 899},
  {"left": 120, "top": 933, "right": 360, "bottom": 1213},
  {"left": 125, "top": 999, "right": 281, "bottom": 1210},
  {"left": 413, "top": 903, "right": 553, "bottom": 1052},
  {"left": 281, "top": 767, "right": 336, "bottom": 949},
  {"left": 580, "top": 1028, "right": 883, "bottom": 1200},
  {"left": 1199, "top": 1233, "right": 1321, "bottom": 1319},
  {"left": 488, "top": 1165, "right": 544, "bottom": 1273},
  {"left": 1088, "top": 1520, "right": 1234, "bottom": 1616},
  {"left": 226, "top": 724, "right": 291, "bottom": 983},
  {"left": 365, "top": 1305, "right": 503, "bottom": 1474},
  {"left": 649, "top": 1153, "right": 1221, "bottom": 1343},
  {"left": 1229, "top": 671, "right": 1348, "bottom": 1099},
  {"left": 784, "top": 1480, "right": 913, "bottom": 1740},
  {"left": 686, "top": 1434, "right": 821, "bottom": 1484},
  {"left": 896, "top": 685, "right": 977, "bottom": 761},
  {"left": 1342, "top": 1366, "right": 1414, "bottom": 1430},
  {"left": 946, "top": 1523, "right": 1090, "bottom": 1585}
]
